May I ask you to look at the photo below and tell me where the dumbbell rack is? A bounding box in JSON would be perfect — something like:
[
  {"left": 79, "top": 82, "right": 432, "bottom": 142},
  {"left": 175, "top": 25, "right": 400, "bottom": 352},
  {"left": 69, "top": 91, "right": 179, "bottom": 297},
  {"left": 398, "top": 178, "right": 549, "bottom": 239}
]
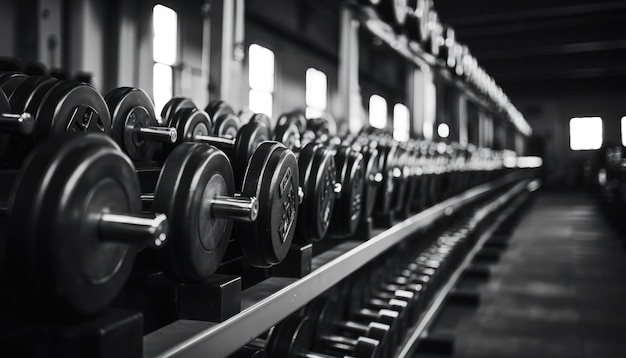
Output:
[{"left": 144, "top": 170, "right": 538, "bottom": 357}]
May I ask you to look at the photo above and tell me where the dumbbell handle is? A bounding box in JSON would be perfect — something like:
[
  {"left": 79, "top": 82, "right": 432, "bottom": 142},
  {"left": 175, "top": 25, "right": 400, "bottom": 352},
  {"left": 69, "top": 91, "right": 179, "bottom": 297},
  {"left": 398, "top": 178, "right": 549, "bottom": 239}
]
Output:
[
  {"left": 141, "top": 194, "right": 258, "bottom": 222},
  {"left": 0, "top": 112, "right": 35, "bottom": 135},
  {"left": 135, "top": 126, "right": 178, "bottom": 143},
  {"left": 195, "top": 134, "right": 235, "bottom": 146},
  {"left": 98, "top": 212, "right": 168, "bottom": 249}
]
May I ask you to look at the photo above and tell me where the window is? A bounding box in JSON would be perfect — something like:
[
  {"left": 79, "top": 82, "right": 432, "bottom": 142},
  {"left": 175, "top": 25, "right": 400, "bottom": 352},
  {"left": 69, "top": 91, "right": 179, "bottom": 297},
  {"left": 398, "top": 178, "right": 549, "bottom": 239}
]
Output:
[
  {"left": 437, "top": 123, "right": 450, "bottom": 138},
  {"left": 622, "top": 116, "right": 626, "bottom": 147},
  {"left": 393, "top": 103, "right": 410, "bottom": 141},
  {"left": 305, "top": 68, "right": 327, "bottom": 119},
  {"left": 569, "top": 117, "right": 602, "bottom": 150},
  {"left": 153, "top": 4, "right": 178, "bottom": 115},
  {"left": 248, "top": 44, "right": 275, "bottom": 117},
  {"left": 369, "top": 94, "right": 387, "bottom": 129}
]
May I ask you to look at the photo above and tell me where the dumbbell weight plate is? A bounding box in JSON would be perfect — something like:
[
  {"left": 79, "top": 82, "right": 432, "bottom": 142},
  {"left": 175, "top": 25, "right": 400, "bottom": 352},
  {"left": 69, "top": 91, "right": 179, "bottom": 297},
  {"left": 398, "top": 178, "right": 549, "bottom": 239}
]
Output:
[
  {"left": 232, "top": 121, "right": 270, "bottom": 186},
  {"left": 213, "top": 113, "right": 241, "bottom": 139},
  {"left": 34, "top": 80, "right": 111, "bottom": 140},
  {"left": 277, "top": 111, "right": 307, "bottom": 134},
  {"left": 6, "top": 134, "right": 139, "bottom": 315},
  {"left": 273, "top": 122, "right": 301, "bottom": 151},
  {"left": 295, "top": 143, "right": 337, "bottom": 243},
  {"left": 166, "top": 107, "right": 212, "bottom": 147},
  {"left": 205, "top": 99, "right": 235, "bottom": 121},
  {"left": 0, "top": 72, "right": 28, "bottom": 99},
  {"left": 106, "top": 87, "right": 161, "bottom": 162},
  {"left": 361, "top": 146, "right": 381, "bottom": 220},
  {"left": 236, "top": 141, "right": 299, "bottom": 267},
  {"left": 153, "top": 143, "right": 232, "bottom": 282},
  {"left": 161, "top": 97, "right": 197, "bottom": 126},
  {"left": 328, "top": 147, "right": 364, "bottom": 238},
  {"left": 250, "top": 113, "right": 272, "bottom": 134},
  {"left": 375, "top": 144, "right": 397, "bottom": 216}
]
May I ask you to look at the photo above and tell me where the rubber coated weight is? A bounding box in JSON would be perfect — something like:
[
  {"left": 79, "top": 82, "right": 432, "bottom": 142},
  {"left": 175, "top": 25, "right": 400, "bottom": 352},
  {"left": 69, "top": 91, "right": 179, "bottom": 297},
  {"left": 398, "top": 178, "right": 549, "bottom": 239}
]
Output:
[
  {"left": 295, "top": 143, "right": 338, "bottom": 243},
  {"left": 106, "top": 87, "right": 163, "bottom": 162},
  {"left": 273, "top": 121, "right": 301, "bottom": 151},
  {"left": 361, "top": 146, "right": 382, "bottom": 219},
  {"left": 374, "top": 143, "right": 397, "bottom": 215},
  {"left": 153, "top": 143, "right": 233, "bottom": 282},
  {"left": 250, "top": 113, "right": 272, "bottom": 134},
  {"left": 328, "top": 146, "right": 365, "bottom": 238},
  {"left": 213, "top": 113, "right": 241, "bottom": 139},
  {"left": 6, "top": 134, "right": 142, "bottom": 315},
  {"left": 236, "top": 141, "right": 299, "bottom": 267},
  {"left": 205, "top": 99, "right": 235, "bottom": 121},
  {"left": 161, "top": 97, "right": 197, "bottom": 126},
  {"left": 277, "top": 111, "right": 307, "bottom": 134},
  {"left": 166, "top": 107, "right": 212, "bottom": 147},
  {"left": 0, "top": 72, "right": 28, "bottom": 99},
  {"left": 33, "top": 80, "right": 111, "bottom": 140},
  {"left": 231, "top": 121, "right": 270, "bottom": 185}
]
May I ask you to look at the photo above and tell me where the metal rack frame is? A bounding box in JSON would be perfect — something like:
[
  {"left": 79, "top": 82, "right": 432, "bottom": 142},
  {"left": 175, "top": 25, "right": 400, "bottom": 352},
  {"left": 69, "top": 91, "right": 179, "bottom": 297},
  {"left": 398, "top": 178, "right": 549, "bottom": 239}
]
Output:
[{"left": 144, "top": 171, "right": 533, "bottom": 357}]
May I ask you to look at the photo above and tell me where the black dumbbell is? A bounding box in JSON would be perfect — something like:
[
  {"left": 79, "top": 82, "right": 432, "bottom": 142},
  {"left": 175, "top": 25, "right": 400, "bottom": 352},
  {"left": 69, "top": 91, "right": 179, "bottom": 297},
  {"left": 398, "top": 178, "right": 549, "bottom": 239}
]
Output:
[
  {"left": 163, "top": 104, "right": 270, "bottom": 188},
  {"left": 258, "top": 314, "right": 380, "bottom": 358},
  {"left": 105, "top": 87, "right": 178, "bottom": 162},
  {"left": 2, "top": 133, "right": 168, "bottom": 316},
  {"left": 2, "top": 77, "right": 111, "bottom": 165},
  {"left": 0, "top": 87, "right": 35, "bottom": 160},
  {"left": 140, "top": 140, "right": 298, "bottom": 275},
  {"left": 0, "top": 72, "right": 29, "bottom": 99},
  {"left": 205, "top": 100, "right": 242, "bottom": 138},
  {"left": 273, "top": 119, "right": 340, "bottom": 243}
]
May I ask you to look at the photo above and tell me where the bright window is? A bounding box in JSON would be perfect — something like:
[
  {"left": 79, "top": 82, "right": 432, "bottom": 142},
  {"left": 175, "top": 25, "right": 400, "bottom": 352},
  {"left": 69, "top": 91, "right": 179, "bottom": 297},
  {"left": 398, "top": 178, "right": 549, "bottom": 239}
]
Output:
[
  {"left": 393, "top": 103, "right": 410, "bottom": 141},
  {"left": 570, "top": 117, "right": 602, "bottom": 150},
  {"left": 248, "top": 44, "right": 275, "bottom": 117},
  {"left": 437, "top": 123, "right": 450, "bottom": 138},
  {"left": 305, "top": 68, "right": 327, "bottom": 119},
  {"left": 153, "top": 4, "right": 177, "bottom": 115},
  {"left": 622, "top": 116, "right": 626, "bottom": 147},
  {"left": 369, "top": 94, "right": 387, "bottom": 129}
]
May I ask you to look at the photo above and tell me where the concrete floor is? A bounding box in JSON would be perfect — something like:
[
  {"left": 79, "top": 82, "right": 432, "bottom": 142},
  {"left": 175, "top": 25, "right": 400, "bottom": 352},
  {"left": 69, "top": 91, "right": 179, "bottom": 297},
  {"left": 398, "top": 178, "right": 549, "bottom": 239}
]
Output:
[{"left": 427, "top": 193, "right": 626, "bottom": 358}]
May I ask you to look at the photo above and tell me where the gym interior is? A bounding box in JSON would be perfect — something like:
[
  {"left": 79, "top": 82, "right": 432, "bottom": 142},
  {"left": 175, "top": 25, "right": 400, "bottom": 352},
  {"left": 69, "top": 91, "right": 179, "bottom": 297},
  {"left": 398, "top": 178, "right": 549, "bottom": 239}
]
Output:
[{"left": 0, "top": 0, "right": 624, "bottom": 357}]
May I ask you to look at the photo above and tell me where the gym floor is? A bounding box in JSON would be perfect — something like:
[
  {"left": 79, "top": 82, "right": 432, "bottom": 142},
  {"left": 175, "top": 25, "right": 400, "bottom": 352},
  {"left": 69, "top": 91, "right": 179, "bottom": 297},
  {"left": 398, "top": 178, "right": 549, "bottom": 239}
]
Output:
[{"left": 425, "top": 192, "right": 626, "bottom": 358}]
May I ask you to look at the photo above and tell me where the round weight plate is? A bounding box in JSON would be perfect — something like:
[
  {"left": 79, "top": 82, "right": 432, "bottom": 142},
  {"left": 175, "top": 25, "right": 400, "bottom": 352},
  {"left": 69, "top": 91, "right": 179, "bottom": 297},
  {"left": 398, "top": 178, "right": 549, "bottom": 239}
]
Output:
[
  {"left": 154, "top": 142, "right": 233, "bottom": 282},
  {"left": 161, "top": 97, "right": 197, "bottom": 126},
  {"left": 273, "top": 122, "right": 301, "bottom": 151},
  {"left": 167, "top": 107, "right": 212, "bottom": 143},
  {"left": 0, "top": 73, "right": 28, "bottom": 99},
  {"left": 236, "top": 141, "right": 299, "bottom": 267},
  {"left": 6, "top": 133, "right": 138, "bottom": 315},
  {"left": 328, "top": 146, "right": 364, "bottom": 238},
  {"left": 205, "top": 99, "right": 235, "bottom": 122},
  {"left": 391, "top": 147, "right": 410, "bottom": 213},
  {"left": 277, "top": 111, "right": 307, "bottom": 134},
  {"left": 362, "top": 146, "right": 381, "bottom": 219},
  {"left": 306, "top": 117, "right": 330, "bottom": 138},
  {"left": 213, "top": 113, "right": 241, "bottom": 139},
  {"left": 9, "top": 76, "right": 57, "bottom": 113},
  {"left": 375, "top": 144, "right": 397, "bottom": 215},
  {"left": 34, "top": 80, "right": 111, "bottom": 143},
  {"left": 295, "top": 143, "right": 337, "bottom": 243},
  {"left": 250, "top": 113, "right": 272, "bottom": 135},
  {"left": 233, "top": 121, "right": 270, "bottom": 187},
  {"left": 106, "top": 87, "right": 160, "bottom": 162}
]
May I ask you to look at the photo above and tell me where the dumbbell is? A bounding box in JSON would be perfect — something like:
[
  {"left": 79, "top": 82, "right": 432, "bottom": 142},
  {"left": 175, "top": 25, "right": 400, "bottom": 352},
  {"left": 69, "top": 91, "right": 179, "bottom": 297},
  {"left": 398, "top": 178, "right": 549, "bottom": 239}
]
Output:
[
  {"left": 273, "top": 118, "right": 340, "bottom": 243},
  {"left": 0, "top": 87, "right": 35, "bottom": 159},
  {"left": 105, "top": 87, "right": 177, "bottom": 162},
  {"left": 2, "top": 133, "right": 168, "bottom": 316},
  {"left": 1, "top": 77, "right": 111, "bottom": 165},
  {"left": 257, "top": 314, "right": 380, "bottom": 358},
  {"left": 162, "top": 103, "right": 270, "bottom": 188},
  {"left": 307, "top": 296, "right": 392, "bottom": 358},
  {"left": 344, "top": 137, "right": 384, "bottom": 224},
  {"left": 204, "top": 99, "right": 242, "bottom": 138},
  {"left": 0, "top": 72, "right": 29, "bottom": 99},
  {"left": 140, "top": 140, "right": 298, "bottom": 275}
]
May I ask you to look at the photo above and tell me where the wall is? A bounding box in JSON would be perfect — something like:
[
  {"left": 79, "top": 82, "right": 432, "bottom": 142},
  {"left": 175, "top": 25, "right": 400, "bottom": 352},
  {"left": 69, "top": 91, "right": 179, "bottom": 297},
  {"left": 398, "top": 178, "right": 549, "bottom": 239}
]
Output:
[{"left": 518, "top": 93, "right": 625, "bottom": 190}]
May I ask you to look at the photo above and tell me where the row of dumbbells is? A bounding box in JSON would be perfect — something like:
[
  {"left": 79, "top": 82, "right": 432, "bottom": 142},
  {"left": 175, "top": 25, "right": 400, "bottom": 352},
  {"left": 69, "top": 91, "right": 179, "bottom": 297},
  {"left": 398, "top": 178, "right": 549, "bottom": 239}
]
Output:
[
  {"left": 0, "top": 72, "right": 515, "bottom": 322},
  {"left": 234, "top": 188, "right": 520, "bottom": 358},
  {"left": 356, "top": 0, "right": 524, "bottom": 127}
]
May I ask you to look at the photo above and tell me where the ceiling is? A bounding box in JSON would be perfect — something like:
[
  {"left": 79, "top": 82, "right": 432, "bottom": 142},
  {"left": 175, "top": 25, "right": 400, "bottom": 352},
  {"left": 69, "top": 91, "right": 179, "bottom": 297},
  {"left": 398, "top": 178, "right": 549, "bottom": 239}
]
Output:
[{"left": 435, "top": 0, "right": 626, "bottom": 97}]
